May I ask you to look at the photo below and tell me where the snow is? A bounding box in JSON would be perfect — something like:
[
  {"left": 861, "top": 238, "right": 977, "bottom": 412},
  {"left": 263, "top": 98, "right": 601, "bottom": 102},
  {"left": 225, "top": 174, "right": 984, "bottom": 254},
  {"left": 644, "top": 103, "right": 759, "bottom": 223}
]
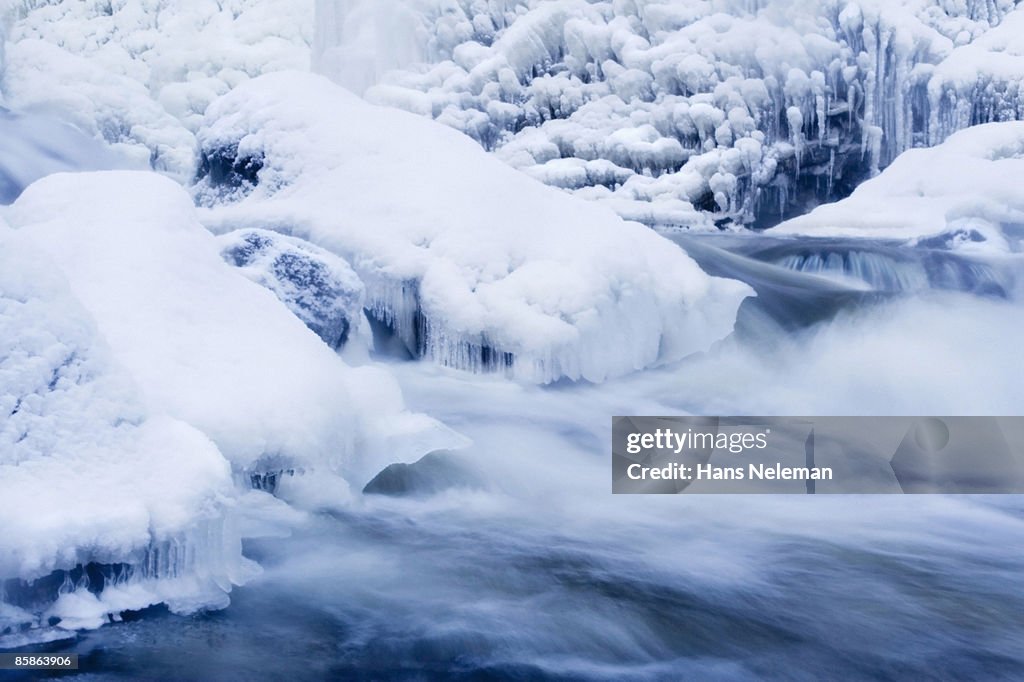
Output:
[
  {"left": 1, "top": 0, "right": 314, "bottom": 180},
  {"left": 769, "top": 121, "right": 1024, "bottom": 247},
  {"left": 314, "top": 0, "right": 1024, "bottom": 229},
  {"left": 1, "top": 170, "right": 465, "bottom": 636},
  {"left": 195, "top": 71, "right": 752, "bottom": 384},
  {"left": 0, "top": 220, "right": 245, "bottom": 628},
  {"left": 6, "top": 171, "right": 461, "bottom": 478},
  {"left": 4, "top": 0, "right": 1020, "bottom": 228}
]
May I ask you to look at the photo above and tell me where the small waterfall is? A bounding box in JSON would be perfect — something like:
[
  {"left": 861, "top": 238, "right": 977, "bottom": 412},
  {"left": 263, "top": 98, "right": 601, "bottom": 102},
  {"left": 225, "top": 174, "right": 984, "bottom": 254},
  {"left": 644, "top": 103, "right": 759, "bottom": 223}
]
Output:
[
  {"left": 771, "top": 246, "right": 1013, "bottom": 296},
  {"left": 777, "top": 251, "right": 930, "bottom": 292},
  {"left": 0, "top": 108, "right": 134, "bottom": 203},
  {"left": 667, "top": 232, "right": 1019, "bottom": 335}
]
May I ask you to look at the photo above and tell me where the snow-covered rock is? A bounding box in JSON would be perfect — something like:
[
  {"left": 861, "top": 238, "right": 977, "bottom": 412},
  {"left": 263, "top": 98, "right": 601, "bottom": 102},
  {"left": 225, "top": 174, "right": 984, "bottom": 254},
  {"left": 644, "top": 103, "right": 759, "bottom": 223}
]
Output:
[
  {"left": 316, "top": 0, "right": 1024, "bottom": 229},
  {"left": 196, "top": 71, "right": 751, "bottom": 384},
  {"left": 6, "top": 171, "right": 460, "bottom": 477},
  {"left": 1, "top": 170, "right": 466, "bottom": 636},
  {"left": 769, "top": 121, "right": 1024, "bottom": 249},
  {"left": 218, "top": 228, "right": 365, "bottom": 350},
  {"left": 0, "top": 220, "right": 248, "bottom": 632}
]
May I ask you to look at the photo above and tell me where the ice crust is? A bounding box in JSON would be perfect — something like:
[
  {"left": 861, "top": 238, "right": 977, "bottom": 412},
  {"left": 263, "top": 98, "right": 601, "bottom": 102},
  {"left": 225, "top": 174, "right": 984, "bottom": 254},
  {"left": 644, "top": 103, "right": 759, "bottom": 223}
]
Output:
[
  {"left": 317, "top": 0, "right": 1024, "bottom": 228},
  {"left": 197, "top": 71, "right": 752, "bottom": 383}
]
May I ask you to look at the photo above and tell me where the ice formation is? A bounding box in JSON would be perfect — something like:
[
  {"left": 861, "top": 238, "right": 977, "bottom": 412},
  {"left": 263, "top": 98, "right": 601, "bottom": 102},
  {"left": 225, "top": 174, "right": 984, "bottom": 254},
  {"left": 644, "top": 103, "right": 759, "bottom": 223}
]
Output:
[
  {"left": 770, "top": 121, "right": 1024, "bottom": 248},
  {"left": 0, "top": 0, "right": 315, "bottom": 179},
  {"left": 317, "top": 0, "right": 1024, "bottom": 229},
  {"left": 218, "top": 229, "right": 365, "bottom": 350},
  {"left": 196, "top": 71, "right": 752, "bottom": 383},
  {"left": 0, "top": 220, "right": 247, "bottom": 637}
]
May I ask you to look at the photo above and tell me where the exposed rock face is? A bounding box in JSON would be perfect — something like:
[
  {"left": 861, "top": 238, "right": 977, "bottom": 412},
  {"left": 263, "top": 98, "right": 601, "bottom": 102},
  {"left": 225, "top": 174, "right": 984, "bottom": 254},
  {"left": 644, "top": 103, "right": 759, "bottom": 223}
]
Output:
[{"left": 219, "top": 228, "right": 365, "bottom": 350}]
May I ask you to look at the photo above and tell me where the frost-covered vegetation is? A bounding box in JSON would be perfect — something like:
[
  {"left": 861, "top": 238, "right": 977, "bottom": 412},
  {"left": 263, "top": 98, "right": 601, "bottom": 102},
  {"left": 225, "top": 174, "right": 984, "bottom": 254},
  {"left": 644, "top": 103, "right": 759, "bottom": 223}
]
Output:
[{"left": 319, "top": 0, "right": 1024, "bottom": 228}]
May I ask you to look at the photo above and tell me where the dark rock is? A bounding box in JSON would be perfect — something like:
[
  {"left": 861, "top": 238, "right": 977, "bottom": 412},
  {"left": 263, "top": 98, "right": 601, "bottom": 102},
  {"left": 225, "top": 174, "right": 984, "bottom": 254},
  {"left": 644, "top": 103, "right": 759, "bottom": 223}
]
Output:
[
  {"left": 363, "top": 451, "right": 480, "bottom": 498},
  {"left": 218, "top": 229, "right": 365, "bottom": 349}
]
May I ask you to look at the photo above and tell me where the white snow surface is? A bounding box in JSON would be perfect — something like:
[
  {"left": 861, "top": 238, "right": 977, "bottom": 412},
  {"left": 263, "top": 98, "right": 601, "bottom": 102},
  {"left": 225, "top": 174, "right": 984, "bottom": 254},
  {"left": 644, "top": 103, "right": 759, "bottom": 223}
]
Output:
[
  {"left": 769, "top": 121, "right": 1024, "bottom": 247},
  {"left": 5, "top": 171, "right": 461, "bottom": 478},
  {"left": 317, "top": 0, "right": 1024, "bottom": 228},
  {"left": 0, "top": 221, "right": 234, "bottom": 582},
  {"left": 197, "top": 71, "right": 752, "bottom": 384}
]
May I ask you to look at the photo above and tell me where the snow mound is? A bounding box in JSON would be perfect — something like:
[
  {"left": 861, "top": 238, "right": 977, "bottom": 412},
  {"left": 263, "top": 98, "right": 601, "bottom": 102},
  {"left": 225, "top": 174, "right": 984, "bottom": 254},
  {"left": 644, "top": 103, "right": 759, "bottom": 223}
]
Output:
[
  {"left": 769, "top": 121, "right": 1024, "bottom": 248},
  {"left": 218, "top": 229, "right": 365, "bottom": 350},
  {"left": 6, "top": 171, "right": 460, "bottom": 479},
  {"left": 0, "top": 222, "right": 248, "bottom": 632},
  {"left": 317, "top": 0, "right": 1024, "bottom": 229},
  {"left": 196, "top": 72, "right": 751, "bottom": 384}
]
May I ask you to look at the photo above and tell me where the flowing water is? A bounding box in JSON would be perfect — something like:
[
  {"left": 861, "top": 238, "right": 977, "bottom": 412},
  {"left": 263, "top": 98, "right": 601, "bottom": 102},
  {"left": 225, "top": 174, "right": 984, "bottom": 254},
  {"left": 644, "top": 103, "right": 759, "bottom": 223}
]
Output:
[{"left": 0, "top": 108, "right": 134, "bottom": 204}]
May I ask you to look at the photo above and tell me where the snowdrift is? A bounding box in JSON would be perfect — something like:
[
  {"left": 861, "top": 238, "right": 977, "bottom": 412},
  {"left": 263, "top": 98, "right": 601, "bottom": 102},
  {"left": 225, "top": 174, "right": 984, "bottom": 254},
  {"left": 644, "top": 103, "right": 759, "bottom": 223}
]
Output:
[
  {"left": 196, "top": 72, "right": 751, "bottom": 384},
  {"left": 769, "top": 121, "right": 1024, "bottom": 248},
  {"left": 0, "top": 220, "right": 245, "bottom": 636}
]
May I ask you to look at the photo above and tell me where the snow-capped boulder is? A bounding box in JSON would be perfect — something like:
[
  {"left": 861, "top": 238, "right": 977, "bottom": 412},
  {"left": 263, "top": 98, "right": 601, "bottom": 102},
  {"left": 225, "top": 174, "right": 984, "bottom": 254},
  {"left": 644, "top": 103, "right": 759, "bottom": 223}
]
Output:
[
  {"left": 218, "top": 228, "right": 365, "bottom": 350},
  {"left": 6, "top": 171, "right": 461, "bottom": 479},
  {"left": 196, "top": 72, "right": 752, "bottom": 384},
  {"left": 0, "top": 221, "right": 245, "bottom": 632}
]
